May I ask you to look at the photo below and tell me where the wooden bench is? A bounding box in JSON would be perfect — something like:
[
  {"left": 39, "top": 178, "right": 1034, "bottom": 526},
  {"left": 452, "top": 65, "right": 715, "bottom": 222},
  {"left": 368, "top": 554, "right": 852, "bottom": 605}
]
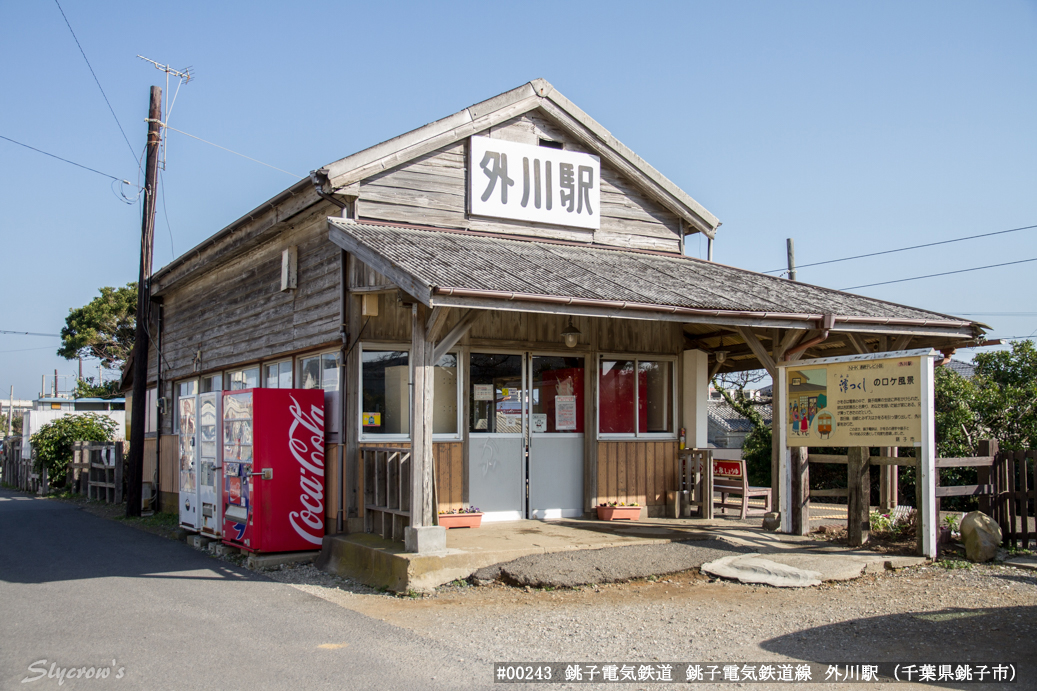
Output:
[{"left": 712, "top": 459, "right": 772, "bottom": 519}]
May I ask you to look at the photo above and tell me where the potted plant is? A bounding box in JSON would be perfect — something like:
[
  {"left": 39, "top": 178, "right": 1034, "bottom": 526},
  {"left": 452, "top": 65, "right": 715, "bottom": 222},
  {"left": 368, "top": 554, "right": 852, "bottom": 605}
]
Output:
[
  {"left": 438, "top": 506, "right": 482, "bottom": 529},
  {"left": 596, "top": 501, "right": 641, "bottom": 521}
]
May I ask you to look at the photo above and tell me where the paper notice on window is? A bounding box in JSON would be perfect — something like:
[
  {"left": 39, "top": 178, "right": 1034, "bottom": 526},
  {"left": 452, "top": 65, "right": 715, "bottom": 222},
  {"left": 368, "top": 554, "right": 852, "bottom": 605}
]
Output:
[
  {"left": 473, "top": 384, "right": 494, "bottom": 401},
  {"left": 531, "top": 414, "right": 547, "bottom": 433},
  {"left": 555, "top": 395, "right": 577, "bottom": 430},
  {"left": 362, "top": 412, "right": 381, "bottom": 427}
]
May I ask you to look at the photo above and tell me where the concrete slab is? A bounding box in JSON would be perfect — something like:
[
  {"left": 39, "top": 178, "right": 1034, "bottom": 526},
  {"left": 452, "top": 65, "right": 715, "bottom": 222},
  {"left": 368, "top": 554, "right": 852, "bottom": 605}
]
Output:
[
  {"left": 1003, "top": 555, "right": 1037, "bottom": 572},
  {"left": 316, "top": 515, "right": 928, "bottom": 593},
  {"left": 702, "top": 554, "right": 823, "bottom": 588},
  {"left": 246, "top": 551, "right": 319, "bottom": 570},
  {"left": 208, "top": 542, "right": 240, "bottom": 557},
  {"left": 702, "top": 551, "right": 928, "bottom": 588}
]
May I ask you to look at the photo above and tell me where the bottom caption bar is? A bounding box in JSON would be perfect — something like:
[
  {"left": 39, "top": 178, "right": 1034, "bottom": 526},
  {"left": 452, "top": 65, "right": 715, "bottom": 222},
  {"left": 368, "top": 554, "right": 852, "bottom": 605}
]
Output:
[{"left": 494, "top": 662, "right": 1017, "bottom": 684}]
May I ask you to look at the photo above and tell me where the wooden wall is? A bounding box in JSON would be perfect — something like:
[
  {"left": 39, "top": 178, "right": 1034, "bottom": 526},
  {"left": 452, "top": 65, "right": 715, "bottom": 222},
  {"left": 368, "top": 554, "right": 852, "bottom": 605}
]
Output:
[
  {"left": 358, "top": 112, "right": 682, "bottom": 253},
  {"left": 152, "top": 201, "right": 342, "bottom": 433},
  {"left": 596, "top": 441, "right": 679, "bottom": 508}
]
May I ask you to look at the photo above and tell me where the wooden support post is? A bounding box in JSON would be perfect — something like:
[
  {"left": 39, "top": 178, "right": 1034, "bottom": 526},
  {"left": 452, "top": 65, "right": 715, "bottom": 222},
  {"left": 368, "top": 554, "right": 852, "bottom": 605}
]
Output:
[
  {"left": 915, "top": 450, "right": 924, "bottom": 556},
  {"left": 701, "top": 452, "right": 714, "bottom": 520},
  {"left": 847, "top": 446, "right": 870, "bottom": 547},
  {"left": 409, "top": 303, "right": 433, "bottom": 529},
  {"left": 345, "top": 267, "right": 361, "bottom": 526},
  {"left": 790, "top": 446, "right": 810, "bottom": 535},
  {"left": 879, "top": 447, "right": 898, "bottom": 511},
  {"left": 977, "top": 439, "right": 995, "bottom": 516}
]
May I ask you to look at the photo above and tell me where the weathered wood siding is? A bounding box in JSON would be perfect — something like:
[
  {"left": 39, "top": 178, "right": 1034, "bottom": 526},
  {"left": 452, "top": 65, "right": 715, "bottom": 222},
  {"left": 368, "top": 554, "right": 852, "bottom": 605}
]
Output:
[
  {"left": 153, "top": 202, "right": 342, "bottom": 432},
  {"left": 597, "top": 441, "right": 679, "bottom": 507},
  {"left": 358, "top": 112, "right": 682, "bottom": 253}
]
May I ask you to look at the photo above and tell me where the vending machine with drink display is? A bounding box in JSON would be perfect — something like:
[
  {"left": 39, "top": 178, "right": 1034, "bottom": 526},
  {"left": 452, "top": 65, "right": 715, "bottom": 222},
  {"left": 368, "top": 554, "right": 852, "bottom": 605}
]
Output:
[{"left": 221, "top": 388, "right": 326, "bottom": 553}]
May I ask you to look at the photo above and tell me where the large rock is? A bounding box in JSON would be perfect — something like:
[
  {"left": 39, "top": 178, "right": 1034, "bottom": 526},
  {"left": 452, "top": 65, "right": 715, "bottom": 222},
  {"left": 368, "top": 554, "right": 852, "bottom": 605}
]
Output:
[
  {"left": 961, "top": 511, "right": 1001, "bottom": 563},
  {"left": 762, "top": 512, "right": 781, "bottom": 531}
]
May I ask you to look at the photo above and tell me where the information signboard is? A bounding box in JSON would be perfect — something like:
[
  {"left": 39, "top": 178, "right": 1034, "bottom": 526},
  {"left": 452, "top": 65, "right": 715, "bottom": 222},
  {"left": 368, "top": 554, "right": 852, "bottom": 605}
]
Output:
[{"left": 785, "top": 354, "right": 923, "bottom": 447}]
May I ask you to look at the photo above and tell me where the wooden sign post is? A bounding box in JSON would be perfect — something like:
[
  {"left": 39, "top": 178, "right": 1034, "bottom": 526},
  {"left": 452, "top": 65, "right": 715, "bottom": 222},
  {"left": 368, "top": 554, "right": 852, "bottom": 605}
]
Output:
[{"left": 777, "top": 348, "right": 938, "bottom": 558}]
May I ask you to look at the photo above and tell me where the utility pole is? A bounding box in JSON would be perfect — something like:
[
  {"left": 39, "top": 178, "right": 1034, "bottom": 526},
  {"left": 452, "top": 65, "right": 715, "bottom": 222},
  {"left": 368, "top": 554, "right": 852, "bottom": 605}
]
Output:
[
  {"left": 126, "top": 86, "right": 162, "bottom": 517},
  {"left": 6, "top": 386, "right": 13, "bottom": 438},
  {"left": 786, "top": 238, "right": 797, "bottom": 281}
]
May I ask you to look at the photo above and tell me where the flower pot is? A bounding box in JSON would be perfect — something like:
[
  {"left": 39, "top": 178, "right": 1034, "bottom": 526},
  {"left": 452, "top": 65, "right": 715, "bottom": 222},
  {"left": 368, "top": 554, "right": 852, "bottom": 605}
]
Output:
[
  {"left": 596, "top": 505, "right": 641, "bottom": 521},
  {"left": 438, "top": 512, "right": 482, "bottom": 529}
]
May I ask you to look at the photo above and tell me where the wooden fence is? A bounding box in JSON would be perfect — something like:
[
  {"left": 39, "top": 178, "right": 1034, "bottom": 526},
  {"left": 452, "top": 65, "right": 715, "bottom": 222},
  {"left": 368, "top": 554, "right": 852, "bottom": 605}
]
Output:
[
  {"left": 801, "top": 439, "right": 1035, "bottom": 553},
  {"left": 71, "top": 441, "right": 125, "bottom": 504},
  {"left": 363, "top": 447, "right": 412, "bottom": 541}
]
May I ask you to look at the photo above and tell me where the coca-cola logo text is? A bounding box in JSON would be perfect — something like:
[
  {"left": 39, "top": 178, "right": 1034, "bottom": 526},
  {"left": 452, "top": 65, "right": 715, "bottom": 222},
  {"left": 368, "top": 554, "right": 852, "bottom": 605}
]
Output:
[{"left": 287, "top": 395, "right": 325, "bottom": 545}]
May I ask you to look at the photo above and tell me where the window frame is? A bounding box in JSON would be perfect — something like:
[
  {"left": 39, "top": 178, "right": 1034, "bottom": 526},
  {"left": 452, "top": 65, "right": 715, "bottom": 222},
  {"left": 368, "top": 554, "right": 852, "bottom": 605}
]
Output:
[
  {"left": 264, "top": 359, "right": 294, "bottom": 389},
  {"left": 596, "top": 353, "right": 678, "bottom": 440},
  {"left": 358, "top": 343, "right": 464, "bottom": 443}
]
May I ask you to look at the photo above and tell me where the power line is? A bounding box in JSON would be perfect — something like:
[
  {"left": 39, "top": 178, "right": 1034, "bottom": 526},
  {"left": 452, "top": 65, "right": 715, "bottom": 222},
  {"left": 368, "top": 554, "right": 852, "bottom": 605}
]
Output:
[
  {"left": 0, "top": 134, "right": 133, "bottom": 184},
  {"left": 843, "top": 257, "right": 1037, "bottom": 290},
  {"left": 156, "top": 122, "right": 304, "bottom": 179},
  {"left": 764, "top": 223, "right": 1037, "bottom": 274},
  {"left": 0, "top": 330, "right": 61, "bottom": 338},
  {"left": 53, "top": 0, "right": 138, "bottom": 166}
]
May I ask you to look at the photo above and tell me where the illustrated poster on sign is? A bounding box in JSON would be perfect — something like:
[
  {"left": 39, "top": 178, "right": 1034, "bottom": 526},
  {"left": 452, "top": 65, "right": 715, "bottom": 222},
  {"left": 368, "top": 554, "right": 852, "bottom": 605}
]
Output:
[
  {"left": 554, "top": 395, "right": 577, "bottom": 431},
  {"left": 473, "top": 384, "right": 494, "bottom": 401},
  {"left": 786, "top": 355, "right": 923, "bottom": 447}
]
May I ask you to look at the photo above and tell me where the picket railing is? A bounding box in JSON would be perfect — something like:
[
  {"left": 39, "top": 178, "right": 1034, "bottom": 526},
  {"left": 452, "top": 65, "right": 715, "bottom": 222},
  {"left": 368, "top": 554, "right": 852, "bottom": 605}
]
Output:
[{"left": 362, "top": 446, "right": 412, "bottom": 542}]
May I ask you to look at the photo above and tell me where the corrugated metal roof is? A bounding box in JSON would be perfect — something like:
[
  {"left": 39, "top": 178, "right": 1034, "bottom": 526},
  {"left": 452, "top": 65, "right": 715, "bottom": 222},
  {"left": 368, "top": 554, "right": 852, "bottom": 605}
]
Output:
[{"left": 328, "top": 220, "right": 976, "bottom": 326}]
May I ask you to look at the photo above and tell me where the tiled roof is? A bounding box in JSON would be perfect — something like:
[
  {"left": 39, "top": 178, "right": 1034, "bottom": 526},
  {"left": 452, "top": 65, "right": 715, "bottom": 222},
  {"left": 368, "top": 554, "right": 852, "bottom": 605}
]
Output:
[
  {"left": 709, "top": 400, "right": 772, "bottom": 433},
  {"left": 329, "top": 221, "right": 976, "bottom": 325}
]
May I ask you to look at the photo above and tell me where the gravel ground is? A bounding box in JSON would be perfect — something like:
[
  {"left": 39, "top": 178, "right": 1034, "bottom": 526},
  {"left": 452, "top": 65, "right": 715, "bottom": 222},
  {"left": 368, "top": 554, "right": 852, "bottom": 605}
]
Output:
[
  {"left": 61, "top": 496, "right": 1037, "bottom": 689},
  {"left": 262, "top": 558, "right": 1037, "bottom": 690}
]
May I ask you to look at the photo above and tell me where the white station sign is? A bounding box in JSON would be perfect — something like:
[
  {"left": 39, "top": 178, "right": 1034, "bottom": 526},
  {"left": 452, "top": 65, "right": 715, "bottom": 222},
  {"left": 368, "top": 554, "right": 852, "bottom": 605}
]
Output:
[{"left": 469, "top": 136, "right": 601, "bottom": 230}]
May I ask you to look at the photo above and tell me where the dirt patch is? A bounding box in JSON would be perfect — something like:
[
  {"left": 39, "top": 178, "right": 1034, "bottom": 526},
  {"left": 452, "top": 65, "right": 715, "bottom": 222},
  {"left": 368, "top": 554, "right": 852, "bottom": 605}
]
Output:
[{"left": 810, "top": 525, "right": 920, "bottom": 556}]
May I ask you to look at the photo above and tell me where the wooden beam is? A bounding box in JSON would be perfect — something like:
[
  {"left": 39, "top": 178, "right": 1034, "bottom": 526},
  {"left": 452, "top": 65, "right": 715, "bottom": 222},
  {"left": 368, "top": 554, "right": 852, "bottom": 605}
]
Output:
[
  {"left": 893, "top": 334, "right": 913, "bottom": 351},
  {"left": 845, "top": 333, "right": 871, "bottom": 355},
  {"left": 432, "top": 309, "right": 481, "bottom": 363},
  {"left": 425, "top": 306, "right": 451, "bottom": 344},
  {"left": 775, "top": 329, "right": 806, "bottom": 360},
  {"left": 736, "top": 326, "right": 777, "bottom": 378}
]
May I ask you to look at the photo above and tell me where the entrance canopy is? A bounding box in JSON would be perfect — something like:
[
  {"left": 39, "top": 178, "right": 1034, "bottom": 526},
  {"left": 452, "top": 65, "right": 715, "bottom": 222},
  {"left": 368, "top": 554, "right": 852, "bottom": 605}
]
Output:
[{"left": 328, "top": 218, "right": 985, "bottom": 369}]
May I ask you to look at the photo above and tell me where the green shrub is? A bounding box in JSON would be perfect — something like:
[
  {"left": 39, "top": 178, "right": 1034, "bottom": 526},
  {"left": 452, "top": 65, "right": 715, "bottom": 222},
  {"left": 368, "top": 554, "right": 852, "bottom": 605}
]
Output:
[{"left": 30, "top": 414, "right": 116, "bottom": 487}]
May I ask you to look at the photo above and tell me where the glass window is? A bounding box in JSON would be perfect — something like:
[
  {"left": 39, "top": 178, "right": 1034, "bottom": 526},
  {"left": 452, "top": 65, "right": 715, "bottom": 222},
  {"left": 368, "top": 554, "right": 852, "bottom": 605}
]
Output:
[
  {"left": 200, "top": 374, "right": 222, "bottom": 394},
  {"left": 469, "top": 353, "right": 524, "bottom": 434},
  {"left": 177, "top": 380, "right": 197, "bottom": 398},
  {"left": 598, "top": 357, "right": 674, "bottom": 436},
  {"left": 433, "top": 353, "right": 459, "bottom": 435},
  {"left": 361, "top": 350, "right": 410, "bottom": 436},
  {"left": 530, "top": 356, "right": 584, "bottom": 434},
  {"left": 225, "top": 367, "right": 259, "bottom": 391},
  {"left": 599, "top": 360, "right": 636, "bottom": 434},
  {"left": 640, "top": 360, "right": 673, "bottom": 434},
  {"left": 264, "top": 360, "right": 292, "bottom": 389},
  {"left": 299, "top": 356, "right": 321, "bottom": 390},
  {"left": 321, "top": 352, "right": 340, "bottom": 392}
]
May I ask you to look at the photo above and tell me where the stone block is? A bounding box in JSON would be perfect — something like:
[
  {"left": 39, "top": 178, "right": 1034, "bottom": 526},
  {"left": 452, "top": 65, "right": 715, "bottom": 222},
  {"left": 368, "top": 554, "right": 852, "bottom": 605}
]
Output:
[
  {"left": 961, "top": 511, "right": 1001, "bottom": 563},
  {"left": 404, "top": 525, "right": 446, "bottom": 554},
  {"left": 187, "top": 534, "right": 213, "bottom": 550},
  {"left": 762, "top": 512, "right": 781, "bottom": 532}
]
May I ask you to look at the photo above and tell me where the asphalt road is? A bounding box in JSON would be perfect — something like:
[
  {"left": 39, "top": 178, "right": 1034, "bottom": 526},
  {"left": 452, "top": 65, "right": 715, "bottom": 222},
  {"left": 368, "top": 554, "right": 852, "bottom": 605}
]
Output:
[{"left": 0, "top": 488, "right": 486, "bottom": 691}]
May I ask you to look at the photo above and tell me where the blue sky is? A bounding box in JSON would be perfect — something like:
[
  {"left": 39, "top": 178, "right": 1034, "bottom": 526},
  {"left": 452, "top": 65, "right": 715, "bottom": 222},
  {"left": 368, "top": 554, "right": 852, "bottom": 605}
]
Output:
[{"left": 1, "top": 1, "right": 1035, "bottom": 400}]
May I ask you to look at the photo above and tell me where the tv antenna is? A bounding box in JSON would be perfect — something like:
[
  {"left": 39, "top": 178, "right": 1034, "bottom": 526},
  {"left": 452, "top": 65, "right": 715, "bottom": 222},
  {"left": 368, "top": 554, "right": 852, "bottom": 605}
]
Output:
[{"left": 137, "top": 55, "right": 194, "bottom": 170}]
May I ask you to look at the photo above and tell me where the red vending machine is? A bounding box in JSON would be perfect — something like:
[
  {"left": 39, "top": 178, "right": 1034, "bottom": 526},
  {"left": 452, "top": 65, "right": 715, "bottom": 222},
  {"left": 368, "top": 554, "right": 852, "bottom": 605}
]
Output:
[{"left": 221, "top": 388, "right": 326, "bottom": 553}]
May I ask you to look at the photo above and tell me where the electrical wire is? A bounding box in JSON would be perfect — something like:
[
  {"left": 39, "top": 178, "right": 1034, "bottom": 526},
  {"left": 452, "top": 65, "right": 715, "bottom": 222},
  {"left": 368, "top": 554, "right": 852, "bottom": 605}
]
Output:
[
  {"left": 53, "top": 0, "right": 139, "bottom": 168},
  {"left": 765, "top": 223, "right": 1037, "bottom": 274},
  {"left": 843, "top": 257, "right": 1037, "bottom": 291},
  {"left": 157, "top": 123, "right": 305, "bottom": 179},
  {"left": 159, "top": 169, "right": 175, "bottom": 258},
  {"left": 0, "top": 330, "right": 61, "bottom": 337},
  {"left": 0, "top": 134, "right": 137, "bottom": 186},
  {"left": 0, "top": 345, "right": 61, "bottom": 354}
]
